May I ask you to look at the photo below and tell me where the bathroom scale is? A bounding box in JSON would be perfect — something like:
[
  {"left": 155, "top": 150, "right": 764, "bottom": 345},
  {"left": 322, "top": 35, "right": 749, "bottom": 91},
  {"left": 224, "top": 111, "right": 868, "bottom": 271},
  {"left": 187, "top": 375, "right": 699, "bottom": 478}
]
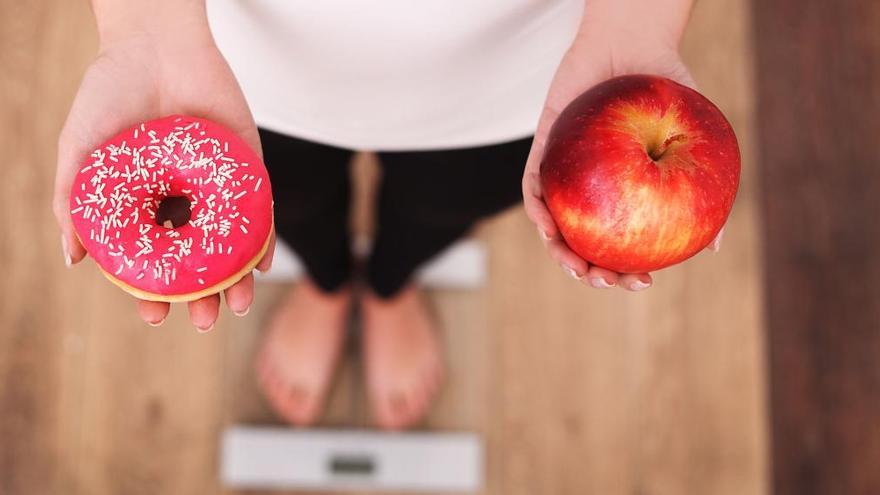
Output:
[{"left": 221, "top": 426, "right": 483, "bottom": 492}]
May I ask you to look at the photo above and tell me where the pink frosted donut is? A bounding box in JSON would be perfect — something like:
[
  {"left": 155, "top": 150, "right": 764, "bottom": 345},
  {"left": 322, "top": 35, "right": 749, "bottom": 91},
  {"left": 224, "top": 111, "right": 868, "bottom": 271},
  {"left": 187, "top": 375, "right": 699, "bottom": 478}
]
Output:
[{"left": 69, "top": 115, "right": 273, "bottom": 302}]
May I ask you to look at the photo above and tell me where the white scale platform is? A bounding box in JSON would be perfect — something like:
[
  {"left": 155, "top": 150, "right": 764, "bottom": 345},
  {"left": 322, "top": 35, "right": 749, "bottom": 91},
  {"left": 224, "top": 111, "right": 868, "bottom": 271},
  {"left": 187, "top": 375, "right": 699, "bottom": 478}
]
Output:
[
  {"left": 256, "top": 237, "right": 487, "bottom": 289},
  {"left": 222, "top": 427, "right": 483, "bottom": 492},
  {"left": 224, "top": 238, "right": 486, "bottom": 492}
]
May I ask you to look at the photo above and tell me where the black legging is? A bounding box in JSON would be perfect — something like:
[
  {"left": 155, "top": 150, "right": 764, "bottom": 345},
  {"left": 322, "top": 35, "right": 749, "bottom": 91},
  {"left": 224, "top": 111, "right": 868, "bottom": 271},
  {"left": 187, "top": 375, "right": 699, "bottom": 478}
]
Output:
[{"left": 260, "top": 128, "right": 531, "bottom": 298}]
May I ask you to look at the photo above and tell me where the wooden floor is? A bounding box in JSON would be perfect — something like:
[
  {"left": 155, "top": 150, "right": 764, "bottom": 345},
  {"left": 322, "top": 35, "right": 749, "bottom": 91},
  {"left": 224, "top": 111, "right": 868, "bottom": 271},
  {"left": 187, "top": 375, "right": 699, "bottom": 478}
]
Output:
[
  {"left": 754, "top": 2, "right": 880, "bottom": 494},
  {"left": 0, "top": 1, "right": 767, "bottom": 494}
]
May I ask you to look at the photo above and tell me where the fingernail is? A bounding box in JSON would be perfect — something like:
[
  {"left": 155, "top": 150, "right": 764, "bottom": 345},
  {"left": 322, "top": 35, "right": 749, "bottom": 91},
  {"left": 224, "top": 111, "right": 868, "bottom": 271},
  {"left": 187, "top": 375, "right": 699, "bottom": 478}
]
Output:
[
  {"left": 61, "top": 235, "right": 71, "bottom": 268},
  {"left": 538, "top": 228, "right": 551, "bottom": 241},
  {"left": 711, "top": 230, "right": 725, "bottom": 252},
  {"left": 196, "top": 323, "right": 215, "bottom": 333},
  {"left": 590, "top": 277, "right": 615, "bottom": 289},
  {"left": 561, "top": 264, "right": 583, "bottom": 281},
  {"left": 233, "top": 306, "right": 250, "bottom": 317},
  {"left": 147, "top": 318, "right": 165, "bottom": 327},
  {"left": 630, "top": 280, "right": 651, "bottom": 291}
]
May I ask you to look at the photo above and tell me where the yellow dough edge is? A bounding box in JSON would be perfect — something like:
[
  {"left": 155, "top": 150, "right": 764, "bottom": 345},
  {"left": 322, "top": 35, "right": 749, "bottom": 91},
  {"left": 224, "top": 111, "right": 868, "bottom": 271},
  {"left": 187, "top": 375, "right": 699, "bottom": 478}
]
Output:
[{"left": 92, "top": 226, "right": 274, "bottom": 303}]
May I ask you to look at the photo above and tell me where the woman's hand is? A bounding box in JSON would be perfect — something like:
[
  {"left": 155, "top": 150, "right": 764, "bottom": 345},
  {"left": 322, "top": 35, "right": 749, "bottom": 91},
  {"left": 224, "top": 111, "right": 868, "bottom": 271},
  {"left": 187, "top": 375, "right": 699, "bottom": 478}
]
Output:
[
  {"left": 53, "top": 3, "right": 274, "bottom": 329},
  {"left": 522, "top": 2, "right": 721, "bottom": 291}
]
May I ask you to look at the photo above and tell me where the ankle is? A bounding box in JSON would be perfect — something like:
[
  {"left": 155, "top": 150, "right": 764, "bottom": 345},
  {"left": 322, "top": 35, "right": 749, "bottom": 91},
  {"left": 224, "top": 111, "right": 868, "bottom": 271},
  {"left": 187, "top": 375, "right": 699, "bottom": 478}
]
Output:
[
  {"left": 300, "top": 278, "right": 352, "bottom": 301},
  {"left": 363, "top": 284, "right": 416, "bottom": 306}
]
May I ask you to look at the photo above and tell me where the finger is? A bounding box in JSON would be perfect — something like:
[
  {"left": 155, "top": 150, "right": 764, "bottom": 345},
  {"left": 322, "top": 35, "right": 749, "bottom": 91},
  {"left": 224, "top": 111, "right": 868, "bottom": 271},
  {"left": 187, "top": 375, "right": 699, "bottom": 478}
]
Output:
[
  {"left": 707, "top": 227, "right": 725, "bottom": 252},
  {"left": 188, "top": 293, "right": 221, "bottom": 332},
  {"left": 207, "top": 83, "right": 263, "bottom": 160},
  {"left": 55, "top": 135, "right": 90, "bottom": 267},
  {"left": 674, "top": 70, "right": 698, "bottom": 90},
  {"left": 522, "top": 103, "right": 565, "bottom": 240},
  {"left": 545, "top": 238, "right": 590, "bottom": 281},
  {"left": 256, "top": 230, "right": 276, "bottom": 272},
  {"left": 585, "top": 265, "right": 618, "bottom": 289},
  {"left": 618, "top": 273, "right": 653, "bottom": 292},
  {"left": 224, "top": 272, "right": 254, "bottom": 316},
  {"left": 523, "top": 104, "right": 560, "bottom": 177},
  {"left": 522, "top": 171, "right": 561, "bottom": 240},
  {"left": 662, "top": 56, "right": 698, "bottom": 90},
  {"left": 239, "top": 121, "right": 263, "bottom": 160},
  {"left": 136, "top": 299, "right": 170, "bottom": 327}
]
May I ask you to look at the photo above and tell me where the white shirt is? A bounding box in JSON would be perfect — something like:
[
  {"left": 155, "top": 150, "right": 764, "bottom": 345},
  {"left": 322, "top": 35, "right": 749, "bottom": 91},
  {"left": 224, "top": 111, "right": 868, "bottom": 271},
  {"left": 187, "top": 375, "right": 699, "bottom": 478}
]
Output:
[{"left": 207, "top": 0, "right": 582, "bottom": 150}]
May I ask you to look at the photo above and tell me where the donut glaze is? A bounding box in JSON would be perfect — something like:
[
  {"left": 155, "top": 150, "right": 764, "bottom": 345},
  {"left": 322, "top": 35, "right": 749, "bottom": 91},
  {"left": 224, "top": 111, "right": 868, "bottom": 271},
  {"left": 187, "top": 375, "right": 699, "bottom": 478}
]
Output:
[{"left": 69, "top": 115, "right": 273, "bottom": 302}]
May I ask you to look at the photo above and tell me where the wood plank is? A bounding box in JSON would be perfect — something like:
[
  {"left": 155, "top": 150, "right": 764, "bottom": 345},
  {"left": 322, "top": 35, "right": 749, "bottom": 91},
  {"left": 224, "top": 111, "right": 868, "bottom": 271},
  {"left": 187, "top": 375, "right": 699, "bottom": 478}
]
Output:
[
  {"left": 221, "top": 153, "right": 495, "bottom": 495},
  {"left": 0, "top": 1, "right": 96, "bottom": 493},
  {"left": 752, "top": 1, "right": 880, "bottom": 494},
  {"left": 0, "top": 1, "right": 231, "bottom": 494},
  {"left": 0, "top": 0, "right": 767, "bottom": 494},
  {"left": 486, "top": 0, "right": 768, "bottom": 493}
]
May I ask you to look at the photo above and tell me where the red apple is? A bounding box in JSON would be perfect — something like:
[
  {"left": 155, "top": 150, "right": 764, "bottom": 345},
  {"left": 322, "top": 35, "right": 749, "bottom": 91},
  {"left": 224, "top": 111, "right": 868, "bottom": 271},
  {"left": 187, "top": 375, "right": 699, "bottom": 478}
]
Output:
[{"left": 540, "top": 74, "right": 740, "bottom": 274}]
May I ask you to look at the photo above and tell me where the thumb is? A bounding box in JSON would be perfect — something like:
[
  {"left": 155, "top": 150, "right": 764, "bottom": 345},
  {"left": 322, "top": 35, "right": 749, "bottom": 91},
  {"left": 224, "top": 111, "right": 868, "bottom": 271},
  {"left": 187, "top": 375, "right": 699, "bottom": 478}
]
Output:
[{"left": 54, "top": 132, "right": 89, "bottom": 267}]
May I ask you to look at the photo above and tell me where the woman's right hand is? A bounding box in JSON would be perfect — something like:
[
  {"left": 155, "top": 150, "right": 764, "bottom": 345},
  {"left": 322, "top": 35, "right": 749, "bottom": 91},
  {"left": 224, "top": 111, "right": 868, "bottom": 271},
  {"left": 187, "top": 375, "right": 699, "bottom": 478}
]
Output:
[{"left": 54, "top": 4, "right": 274, "bottom": 330}]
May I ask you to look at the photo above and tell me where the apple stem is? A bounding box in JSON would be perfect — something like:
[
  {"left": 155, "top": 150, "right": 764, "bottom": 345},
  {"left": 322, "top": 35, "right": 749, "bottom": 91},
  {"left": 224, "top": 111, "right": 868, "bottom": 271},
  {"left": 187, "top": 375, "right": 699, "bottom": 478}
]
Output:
[{"left": 649, "top": 134, "right": 687, "bottom": 161}]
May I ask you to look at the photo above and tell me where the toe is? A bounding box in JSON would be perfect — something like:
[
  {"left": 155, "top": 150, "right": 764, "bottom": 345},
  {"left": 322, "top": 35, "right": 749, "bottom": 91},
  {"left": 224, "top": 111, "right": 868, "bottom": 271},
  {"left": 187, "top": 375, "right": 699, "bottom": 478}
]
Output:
[
  {"left": 281, "top": 384, "right": 320, "bottom": 426},
  {"left": 375, "top": 390, "right": 410, "bottom": 430},
  {"left": 263, "top": 376, "right": 294, "bottom": 419},
  {"left": 403, "top": 384, "right": 428, "bottom": 427},
  {"left": 389, "top": 391, "right": 410, "bottom": 422},
  {"left": 256, "top": 359, "right": 274, "bottom": 389},
  {"left": 424, "top": 366, "right": 441, "bottom": 398}
]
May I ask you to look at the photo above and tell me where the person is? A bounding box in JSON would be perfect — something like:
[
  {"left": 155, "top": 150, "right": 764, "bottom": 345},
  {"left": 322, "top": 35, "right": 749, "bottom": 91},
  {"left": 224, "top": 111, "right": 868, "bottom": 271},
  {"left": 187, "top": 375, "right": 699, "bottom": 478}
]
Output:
[{"left": 54, "top": 0, "right": 720, "bottom": 430}]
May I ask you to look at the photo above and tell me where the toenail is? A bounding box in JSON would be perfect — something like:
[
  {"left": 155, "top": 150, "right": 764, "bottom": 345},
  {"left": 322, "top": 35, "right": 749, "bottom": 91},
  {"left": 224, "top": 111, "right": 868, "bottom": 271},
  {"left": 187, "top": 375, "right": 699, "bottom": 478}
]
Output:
[
  {"left": 589, "top": 277, "right": 614, "bottom": 289},
  {"left": 233, "top": 306, "right": 251, "bottom": 317},
  {"left": 147, "top": 318, "right": 165, "bottom": 327}
]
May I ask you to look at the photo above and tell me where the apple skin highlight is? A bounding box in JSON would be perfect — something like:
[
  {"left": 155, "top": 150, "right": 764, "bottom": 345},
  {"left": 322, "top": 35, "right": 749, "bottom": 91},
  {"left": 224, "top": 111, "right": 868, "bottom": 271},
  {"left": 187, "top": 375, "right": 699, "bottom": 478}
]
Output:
[{"left": 540, "top": 75, "right": 741, "bottom": 274}]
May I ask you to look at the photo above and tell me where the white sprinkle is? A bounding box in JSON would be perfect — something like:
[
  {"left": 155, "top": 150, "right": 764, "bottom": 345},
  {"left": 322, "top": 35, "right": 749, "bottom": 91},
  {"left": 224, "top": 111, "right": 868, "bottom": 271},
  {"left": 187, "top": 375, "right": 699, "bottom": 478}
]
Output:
[
  {"left": 240, "top": 225, "right": 248, "bottom": 234},
  {"left": 196, "top": 267, "right": 207, "bottom": 273},
  {"left": 198, "top": 278, "right": 205, "bottom": 285},
  {"left": 254, "top": 177, "right": 263, "bottom": 192}
]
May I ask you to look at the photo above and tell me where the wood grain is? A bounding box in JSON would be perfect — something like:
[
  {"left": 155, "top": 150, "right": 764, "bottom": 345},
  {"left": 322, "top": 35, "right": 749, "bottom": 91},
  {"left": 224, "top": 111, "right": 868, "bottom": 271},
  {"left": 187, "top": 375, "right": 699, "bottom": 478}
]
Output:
[
  {"left": 753, "top": 1, "right": 880, "bottom": 494},
  {"left": 0, "top": 0, "right": 767, "bottom": 494}
]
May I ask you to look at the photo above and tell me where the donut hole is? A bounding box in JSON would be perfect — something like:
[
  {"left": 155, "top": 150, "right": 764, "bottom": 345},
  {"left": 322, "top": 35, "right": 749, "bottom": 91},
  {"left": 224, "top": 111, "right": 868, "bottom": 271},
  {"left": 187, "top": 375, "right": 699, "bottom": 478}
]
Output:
[{"left": 156, "top": 196, "right": 192, "bottom": 229}]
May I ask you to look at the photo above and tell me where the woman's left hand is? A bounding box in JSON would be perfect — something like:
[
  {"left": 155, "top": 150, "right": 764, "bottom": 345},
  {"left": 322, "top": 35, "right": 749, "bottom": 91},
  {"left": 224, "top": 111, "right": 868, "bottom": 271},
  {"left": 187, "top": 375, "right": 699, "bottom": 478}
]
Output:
[{"left": 522, "top": 36, "right": 723, "bottom": 291}]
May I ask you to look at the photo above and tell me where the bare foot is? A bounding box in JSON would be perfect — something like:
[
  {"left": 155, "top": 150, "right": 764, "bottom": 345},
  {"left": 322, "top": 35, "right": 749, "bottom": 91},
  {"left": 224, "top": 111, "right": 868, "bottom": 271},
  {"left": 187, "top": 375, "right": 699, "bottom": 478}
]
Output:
[
  {"left": 361, "top": 285, "right": 445, "bottom": 430},
  {"left": 256, "top": 279, "right": 350, "bottom": 426}
]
